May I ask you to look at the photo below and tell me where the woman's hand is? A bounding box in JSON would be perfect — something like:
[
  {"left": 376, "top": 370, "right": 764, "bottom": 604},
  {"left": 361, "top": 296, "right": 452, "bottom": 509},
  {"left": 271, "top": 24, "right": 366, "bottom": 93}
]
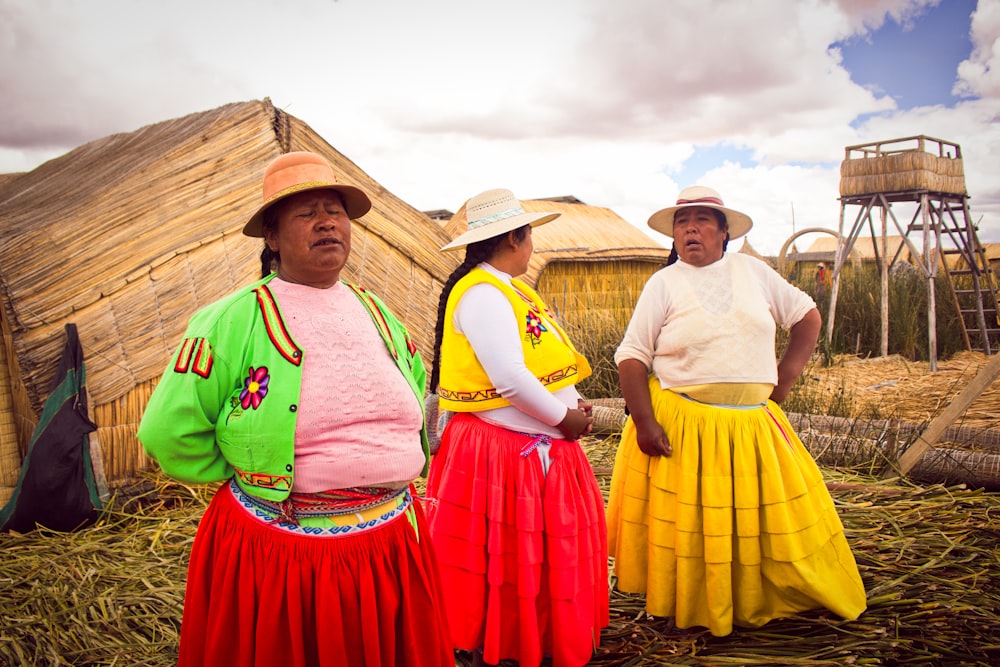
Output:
[
  {"left": 618, "top": 359, "right": 672, "bottom": 457},
  {"left": 632, "top": 415, "right": 672, "bottom": 457},
  {"left": 772, "top": 307, "right": 822, "bottom": 404},
  {"left": 557, "top": 404, "right": 594, "bottom": 441}
]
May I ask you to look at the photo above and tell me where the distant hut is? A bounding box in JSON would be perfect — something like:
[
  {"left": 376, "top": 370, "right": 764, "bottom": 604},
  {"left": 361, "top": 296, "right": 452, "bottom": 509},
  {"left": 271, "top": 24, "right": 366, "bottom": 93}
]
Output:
[
  {"left": 736, "top": 238, "right": 774, "bottom": 267},
  {"left": 803, "top": 235, "right": 914, "bottom": 267},
  {"left": 0, "top": 98, "right": 457, "bottom": 498},
  {"left": 441, "top": 196, "right": 671, "bottom": 329},
  {"left": 982, "top": 243, "right": 1000, "bottom": 275}
]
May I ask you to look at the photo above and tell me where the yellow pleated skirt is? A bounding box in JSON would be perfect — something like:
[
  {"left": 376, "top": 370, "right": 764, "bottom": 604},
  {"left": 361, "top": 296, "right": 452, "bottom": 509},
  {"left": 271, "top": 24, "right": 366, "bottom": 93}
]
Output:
[{"left": 606, "top": 379, "right": 867, "bottom": 636}]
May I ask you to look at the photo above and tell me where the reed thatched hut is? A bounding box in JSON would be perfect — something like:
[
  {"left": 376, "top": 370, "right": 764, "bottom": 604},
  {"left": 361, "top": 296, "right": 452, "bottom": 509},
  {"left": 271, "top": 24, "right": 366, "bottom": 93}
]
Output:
[
  {"left": 0, "top": 98, "right": 457, "bottom": 500},
  {"left": 983, "top": 243, "right": 1000, "bottom": 274},
  {"left": 736, "top": 238, "right": 773, "bottom": 266},
  {"left": 803, "top": 235, "right": 914, "bottom": 265},
  {"left": 440, "top": 196, "right": 672, "bottom": 328}
]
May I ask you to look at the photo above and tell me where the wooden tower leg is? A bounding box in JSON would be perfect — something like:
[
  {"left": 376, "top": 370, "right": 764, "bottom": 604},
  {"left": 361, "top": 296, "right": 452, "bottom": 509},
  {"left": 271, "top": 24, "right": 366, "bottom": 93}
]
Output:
[{"left": 921, "top": 194, "right": 938, "bottom": 372}]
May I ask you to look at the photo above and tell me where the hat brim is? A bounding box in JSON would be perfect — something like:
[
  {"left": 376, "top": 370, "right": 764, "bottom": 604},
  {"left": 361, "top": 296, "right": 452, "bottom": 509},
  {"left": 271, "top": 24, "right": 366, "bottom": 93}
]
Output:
[
  {"left": 440, "top": 211, "right": 560, "bottom": 252},
  {"left": 242, "top": 183, "right": 372, "bottom": 237},
  {"left": 648, "top": 203, "right": 753, "bottom": 240}
]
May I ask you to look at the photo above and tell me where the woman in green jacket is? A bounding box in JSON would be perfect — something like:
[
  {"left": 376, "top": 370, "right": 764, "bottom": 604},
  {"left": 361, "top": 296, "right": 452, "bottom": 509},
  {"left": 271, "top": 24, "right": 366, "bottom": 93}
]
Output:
[{"left": 138, "top": 151, "right": 452, "bottom": 667}]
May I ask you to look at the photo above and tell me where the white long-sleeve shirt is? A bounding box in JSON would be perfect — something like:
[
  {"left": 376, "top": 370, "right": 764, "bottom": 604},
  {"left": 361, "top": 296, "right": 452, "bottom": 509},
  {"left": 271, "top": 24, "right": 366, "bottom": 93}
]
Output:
[
  {"left": 454, "top": 263, "right": 579, "bottom": 437},
  {"left": 615, "top": 253, "right": 816, "bottom": 388}
]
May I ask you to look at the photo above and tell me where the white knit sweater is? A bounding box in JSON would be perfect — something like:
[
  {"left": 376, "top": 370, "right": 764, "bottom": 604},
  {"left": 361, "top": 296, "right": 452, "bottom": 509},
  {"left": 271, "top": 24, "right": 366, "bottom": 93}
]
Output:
[{"left": 615, "top": 253, "right": 816, "bottom": 388}]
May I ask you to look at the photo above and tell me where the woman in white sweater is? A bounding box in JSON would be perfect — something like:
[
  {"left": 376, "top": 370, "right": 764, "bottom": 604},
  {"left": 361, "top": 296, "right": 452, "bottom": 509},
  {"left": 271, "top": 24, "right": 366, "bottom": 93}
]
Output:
[{"left": 607, "top": 185, "right": 866, "bottom": 637}]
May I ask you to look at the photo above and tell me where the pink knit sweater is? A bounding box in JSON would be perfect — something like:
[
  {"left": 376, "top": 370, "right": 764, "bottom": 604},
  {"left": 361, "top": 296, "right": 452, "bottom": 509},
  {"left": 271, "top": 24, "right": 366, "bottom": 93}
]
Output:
[{"left": 269, "top": 279, "right": 424, "bottom": 492}]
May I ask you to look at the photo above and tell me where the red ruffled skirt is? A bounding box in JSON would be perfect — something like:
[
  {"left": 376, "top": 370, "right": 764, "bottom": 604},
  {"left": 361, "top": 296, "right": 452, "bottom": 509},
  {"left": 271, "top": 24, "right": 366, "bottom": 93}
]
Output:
[
  {"left": 177, "top": 481, "right": 454, "bottom": 667},
  {"left": 426, "top": 412, "right": 609, "bottom": 667}
]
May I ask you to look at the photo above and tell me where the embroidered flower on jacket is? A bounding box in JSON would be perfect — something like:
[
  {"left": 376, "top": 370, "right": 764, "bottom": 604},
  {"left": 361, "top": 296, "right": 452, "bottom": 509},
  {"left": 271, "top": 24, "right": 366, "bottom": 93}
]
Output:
[
  {"left": 525, "top": 311, "right": 547, "bottom": 339},
  {"left": 240, "top": 366, "right": 270, "bottom": 409}
]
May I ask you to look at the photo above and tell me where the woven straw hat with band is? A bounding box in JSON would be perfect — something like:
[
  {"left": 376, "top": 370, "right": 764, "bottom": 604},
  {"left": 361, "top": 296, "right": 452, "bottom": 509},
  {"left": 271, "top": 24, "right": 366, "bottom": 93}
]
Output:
[
  {"left": 243, "top": 152, "right": 372, "bottom": 238},
  {"left": 647, "top": 185, "right": 753, "bottom": 240},
  {"left": 441, "top": 188, "right": 560, "bottom": 251}
]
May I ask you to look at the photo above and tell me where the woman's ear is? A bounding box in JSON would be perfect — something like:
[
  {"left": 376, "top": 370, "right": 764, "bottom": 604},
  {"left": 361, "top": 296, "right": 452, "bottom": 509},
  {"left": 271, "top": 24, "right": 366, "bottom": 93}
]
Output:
[{"left": 264, "top": 227, "right": 279, "bottom": 252}]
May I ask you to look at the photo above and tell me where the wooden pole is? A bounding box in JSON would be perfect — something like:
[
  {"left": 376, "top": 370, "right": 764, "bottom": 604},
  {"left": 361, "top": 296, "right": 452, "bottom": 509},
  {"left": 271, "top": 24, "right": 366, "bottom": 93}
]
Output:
[
  {"left": 880, "top": 207, "right": 889, "bottom": 357},
  {"left": 826, "top": 202, "right": 848, "bottom": 347},
  {"left": 896, "top": 351, "right": 1000, "bottom": 475},
  {"left": 922, "top": 193, "right": 938, "bottom": 371}
]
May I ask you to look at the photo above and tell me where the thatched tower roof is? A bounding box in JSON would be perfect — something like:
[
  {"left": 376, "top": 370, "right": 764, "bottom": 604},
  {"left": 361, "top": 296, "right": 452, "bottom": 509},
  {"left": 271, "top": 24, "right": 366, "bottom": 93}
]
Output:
[{"left": 0, "top": 98, "right": 457, "bottom": 488}]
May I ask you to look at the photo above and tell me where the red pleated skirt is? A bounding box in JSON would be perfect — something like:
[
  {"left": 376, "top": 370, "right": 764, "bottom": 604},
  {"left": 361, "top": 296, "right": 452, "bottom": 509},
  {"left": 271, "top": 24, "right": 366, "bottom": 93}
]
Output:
[
  {"left": 177, "top": 481, "right": 454, "bottom": 667},
  {"left": 426, "top": 412, "right": 609, "bottom": 667}
]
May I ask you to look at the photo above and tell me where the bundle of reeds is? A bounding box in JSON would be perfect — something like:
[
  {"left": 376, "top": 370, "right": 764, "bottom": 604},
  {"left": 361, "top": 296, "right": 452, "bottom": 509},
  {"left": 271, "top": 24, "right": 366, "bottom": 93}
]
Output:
[
  {"left": 799, "top": 351, "right": 1000, "bottom": 429},
  {"left": 839, "top": 148, "right": 966, "bottom": 196}
]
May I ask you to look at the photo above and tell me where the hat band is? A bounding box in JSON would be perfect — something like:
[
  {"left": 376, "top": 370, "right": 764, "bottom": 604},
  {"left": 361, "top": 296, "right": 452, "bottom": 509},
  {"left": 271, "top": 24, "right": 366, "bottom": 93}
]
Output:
[
  {"left": 263, "top": 180, "right": 339, "bottom": 206},
  {"left": 468, "top": 206, "right": 524, "bottom": 230},
  {"left": 676, "top": 196, "right": 724, "bottom": 206}
]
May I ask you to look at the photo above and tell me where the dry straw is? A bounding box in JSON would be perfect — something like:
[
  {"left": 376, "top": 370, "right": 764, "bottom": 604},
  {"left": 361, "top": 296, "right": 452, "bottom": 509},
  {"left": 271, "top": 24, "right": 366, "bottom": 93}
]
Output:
[
  {"left": 803, "top": 351, "right": 1000, "bottom": 430},
  {"left": 3, "top": 453, "right": 999, "bottom": 665}
]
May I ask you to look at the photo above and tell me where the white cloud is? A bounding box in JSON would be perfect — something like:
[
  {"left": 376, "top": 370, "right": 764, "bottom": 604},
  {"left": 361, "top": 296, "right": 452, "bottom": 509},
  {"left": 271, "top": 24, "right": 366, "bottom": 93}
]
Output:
[
  {"left": 955, "top": 0, "right": 1000, "bottom": 97},
  {"left": 1, "top": 0, "right": 997, "bottom": 254}
]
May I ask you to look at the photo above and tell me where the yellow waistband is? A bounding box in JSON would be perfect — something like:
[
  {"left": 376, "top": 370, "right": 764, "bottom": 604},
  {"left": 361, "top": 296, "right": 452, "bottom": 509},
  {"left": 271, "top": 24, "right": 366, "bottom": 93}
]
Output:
[{"left": 669, "top": 382, "right": 772, "bottom": 406}]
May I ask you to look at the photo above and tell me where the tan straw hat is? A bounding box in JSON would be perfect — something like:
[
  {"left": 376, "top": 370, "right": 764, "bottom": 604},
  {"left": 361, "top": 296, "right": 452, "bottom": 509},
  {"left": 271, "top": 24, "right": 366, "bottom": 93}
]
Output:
[
  {"left": 441, "top": 188, "right": 560, "bottom": 252},
  {"left": 647, "top": 185, "right": 753, "bottom": 240},
  {"left": 242, "top": 151, "right": 372, "bottom": 237}
]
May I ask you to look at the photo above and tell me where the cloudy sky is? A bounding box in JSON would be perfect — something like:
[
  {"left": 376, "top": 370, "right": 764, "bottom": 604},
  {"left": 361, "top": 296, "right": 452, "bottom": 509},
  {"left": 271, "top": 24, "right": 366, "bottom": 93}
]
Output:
[{"left": 1, "top": 0, "right": 998, "bottom": 255}]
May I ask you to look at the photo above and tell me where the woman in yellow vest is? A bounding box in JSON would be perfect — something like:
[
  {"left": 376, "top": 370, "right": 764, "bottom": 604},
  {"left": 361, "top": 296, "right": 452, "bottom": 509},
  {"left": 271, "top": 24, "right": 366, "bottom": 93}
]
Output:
[{"left": 425, "top": 189, "right": 609, "bottom": 667}]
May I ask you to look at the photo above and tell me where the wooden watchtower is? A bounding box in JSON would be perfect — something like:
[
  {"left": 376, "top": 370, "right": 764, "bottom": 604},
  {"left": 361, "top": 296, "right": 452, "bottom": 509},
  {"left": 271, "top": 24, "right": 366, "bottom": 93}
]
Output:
[{"left": 826, "top": 135, "right": 998, "bottom": 371}]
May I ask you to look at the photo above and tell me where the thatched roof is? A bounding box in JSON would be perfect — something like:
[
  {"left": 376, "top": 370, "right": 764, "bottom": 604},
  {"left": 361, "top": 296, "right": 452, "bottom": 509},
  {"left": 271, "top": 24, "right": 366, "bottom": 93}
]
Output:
[
  {"left": 442, "top": 196, "right": 671, "bottom": 284},
  {"left": 0, "top": 99, "right": 457, "bottom": 482},
  {"left": 982, "top": 243, "right": 1000, "bottom": 264},
  {"left": 0, "top": 173, "right": 24, "bottom": 190},
  {"left": 736, "top": 238, "right": 776, "bottom": 266}
]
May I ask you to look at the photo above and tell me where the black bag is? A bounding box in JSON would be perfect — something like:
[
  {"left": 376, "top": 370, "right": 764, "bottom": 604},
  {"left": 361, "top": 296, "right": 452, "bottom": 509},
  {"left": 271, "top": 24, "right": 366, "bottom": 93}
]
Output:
[{"left": 0, "top": 323, "right": 103, "bottom": 532}]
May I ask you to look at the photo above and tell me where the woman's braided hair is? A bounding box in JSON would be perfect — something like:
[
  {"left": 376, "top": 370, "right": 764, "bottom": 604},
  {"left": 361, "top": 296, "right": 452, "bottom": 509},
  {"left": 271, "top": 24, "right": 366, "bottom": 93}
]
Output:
[
  {"left": 428, "top": 226, "right": 528, "bottom": 393},
  {"left": 259, "top": 206, "right": 281, "bottom": 278},
  {"left": 718, "top": 208, "right": 730, "bottom": 252}
]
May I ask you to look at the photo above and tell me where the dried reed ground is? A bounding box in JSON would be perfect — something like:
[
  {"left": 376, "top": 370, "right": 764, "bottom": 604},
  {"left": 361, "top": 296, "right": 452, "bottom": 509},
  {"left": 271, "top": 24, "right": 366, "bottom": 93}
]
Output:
[
  {"left": 796, "top": 351, "right": 1000, "bottom": 428},
  {"left": 3, "top": 460, "right": 998, "bottom": 666},
  {"left": 2, "top": 353, "right": 1000, "bottom": 666}
]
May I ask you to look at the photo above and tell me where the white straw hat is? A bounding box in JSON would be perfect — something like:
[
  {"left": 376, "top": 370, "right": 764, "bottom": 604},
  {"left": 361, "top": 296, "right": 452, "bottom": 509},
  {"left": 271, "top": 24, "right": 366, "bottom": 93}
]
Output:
[
  {"left": 441, "top": 188, "right": 560, "bottom": 251},
  {"left": 647, "top": 185, "right": 753, "bottom": 240}
]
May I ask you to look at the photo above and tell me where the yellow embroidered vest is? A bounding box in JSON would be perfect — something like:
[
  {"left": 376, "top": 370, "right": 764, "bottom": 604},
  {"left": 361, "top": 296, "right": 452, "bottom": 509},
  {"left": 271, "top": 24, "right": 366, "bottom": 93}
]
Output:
[{"left": 439, "top": 268, "right": 591, "bottom": 412}]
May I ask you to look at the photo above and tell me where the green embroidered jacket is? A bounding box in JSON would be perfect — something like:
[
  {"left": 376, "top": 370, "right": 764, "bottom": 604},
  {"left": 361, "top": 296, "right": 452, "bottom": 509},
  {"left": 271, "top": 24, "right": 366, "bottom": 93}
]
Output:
[{"left": 137, "top": 275, "right": 428, "bottom": 502}]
